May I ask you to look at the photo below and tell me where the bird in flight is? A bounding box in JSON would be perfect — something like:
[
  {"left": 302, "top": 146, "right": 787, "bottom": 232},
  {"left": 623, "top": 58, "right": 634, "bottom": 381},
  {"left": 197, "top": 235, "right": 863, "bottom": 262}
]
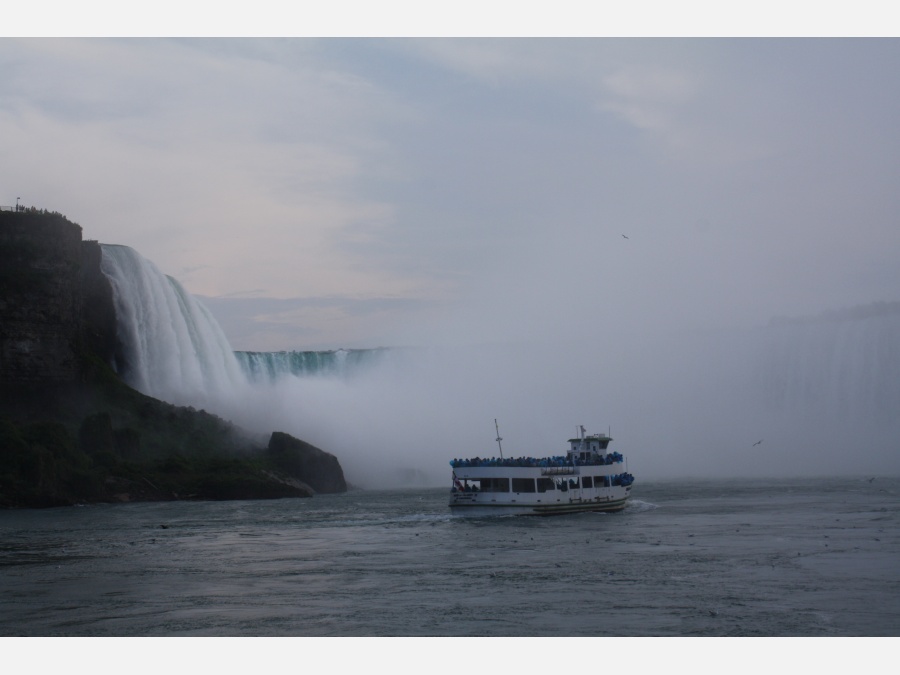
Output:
[
  {"left": 752, "top": 440, "right": 763, "bottom": 446},
  {"left": 622, "top": 234, "right": 629, "bottom": 239}
]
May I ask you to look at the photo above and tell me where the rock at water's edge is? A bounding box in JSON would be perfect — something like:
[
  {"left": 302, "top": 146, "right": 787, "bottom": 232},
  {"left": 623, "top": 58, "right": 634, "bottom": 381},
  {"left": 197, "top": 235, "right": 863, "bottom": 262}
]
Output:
[{"left": 267, "top": 431, "right": 347, "bottom": 494}]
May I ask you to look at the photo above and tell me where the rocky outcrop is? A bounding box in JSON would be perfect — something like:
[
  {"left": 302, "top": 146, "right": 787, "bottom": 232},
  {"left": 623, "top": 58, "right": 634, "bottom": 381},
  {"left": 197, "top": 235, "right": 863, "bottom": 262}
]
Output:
[{"left": 267, "top": 431, "right": 347, "bottom": 494}]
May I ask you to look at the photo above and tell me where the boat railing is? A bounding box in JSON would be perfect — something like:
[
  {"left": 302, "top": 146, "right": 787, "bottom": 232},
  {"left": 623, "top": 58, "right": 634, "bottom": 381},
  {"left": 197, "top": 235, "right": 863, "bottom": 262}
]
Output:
[{"left": 450, "top": 452, "right": 622, "bottom": 469}]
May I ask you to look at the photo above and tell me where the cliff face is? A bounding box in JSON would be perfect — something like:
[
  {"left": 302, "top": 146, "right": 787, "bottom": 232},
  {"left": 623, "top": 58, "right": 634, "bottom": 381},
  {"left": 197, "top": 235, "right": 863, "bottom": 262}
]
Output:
[
  {"left": 79, "top": 239, "right": 119, "bottom": 371},
  {"left": 0, "top": 209, "right": 347, "bottom": 506},
  {"left": 0, "top": 210, "right": 88, "bottom": 382}
]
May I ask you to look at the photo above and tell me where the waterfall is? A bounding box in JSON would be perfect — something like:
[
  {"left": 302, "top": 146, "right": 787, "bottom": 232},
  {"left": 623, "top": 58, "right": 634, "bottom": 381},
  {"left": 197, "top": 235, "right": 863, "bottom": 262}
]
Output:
[
  {"left": 758, "top": 306, "right": 900, "bottom": 425},
  {"left": 95, "top": 245, "right": 427, "bottom": 486},
  {"left": 235, "top": 348, "right": 393, "bottom": 382},
  {"left": 100, "top": 244, "right": 250, "bottom": 410}
]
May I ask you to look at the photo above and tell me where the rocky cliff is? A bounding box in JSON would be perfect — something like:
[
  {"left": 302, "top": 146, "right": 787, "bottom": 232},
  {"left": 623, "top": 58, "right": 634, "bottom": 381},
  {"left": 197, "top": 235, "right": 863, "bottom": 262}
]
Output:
[
  {"left": 268, "top": 431, "right": 347, "bottom": 494},
  {"left": 0, "top": 209, "right": 84, "bottom": 382},
  {"left": 0, "top": 209, "right": 347, "bottom": 507}
]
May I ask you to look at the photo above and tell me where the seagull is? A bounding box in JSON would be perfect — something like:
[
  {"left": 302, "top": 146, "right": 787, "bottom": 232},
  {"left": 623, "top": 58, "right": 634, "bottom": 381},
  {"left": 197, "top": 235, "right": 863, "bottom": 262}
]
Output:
[
  {"left": 621, "top": 234, "right": 629, "bottom": 239},
  {"left": 752, "top": 440, "right": 763, "bottom": 447}
]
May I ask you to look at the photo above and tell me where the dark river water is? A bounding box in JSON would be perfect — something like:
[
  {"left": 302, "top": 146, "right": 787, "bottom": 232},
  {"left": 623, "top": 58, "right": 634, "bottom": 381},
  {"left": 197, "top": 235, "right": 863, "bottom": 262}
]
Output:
[{"left": 1, "top": 477, "right": 897, "bottom": 638}]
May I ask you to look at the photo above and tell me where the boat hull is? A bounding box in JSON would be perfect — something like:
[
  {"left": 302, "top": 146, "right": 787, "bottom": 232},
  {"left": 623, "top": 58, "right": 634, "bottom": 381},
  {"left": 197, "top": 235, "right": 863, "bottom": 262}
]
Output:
[{"left": 449, "top": 492, "right": 631, "bottom": 517}]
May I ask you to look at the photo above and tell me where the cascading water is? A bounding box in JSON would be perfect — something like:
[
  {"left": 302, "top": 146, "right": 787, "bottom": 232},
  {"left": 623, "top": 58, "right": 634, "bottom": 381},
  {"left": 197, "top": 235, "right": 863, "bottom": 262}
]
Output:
[
  {"left": 758, "top": 307, "right": 900, "bottom": 425},
  {"left": 235, "top": 348, "right": 393, "bottom": 382},
  {"left": 100, "top": 244, "right": 250, "bottom": 411},
  {"left": 97, "top": 245, "right": 433, "bottom": 487}
]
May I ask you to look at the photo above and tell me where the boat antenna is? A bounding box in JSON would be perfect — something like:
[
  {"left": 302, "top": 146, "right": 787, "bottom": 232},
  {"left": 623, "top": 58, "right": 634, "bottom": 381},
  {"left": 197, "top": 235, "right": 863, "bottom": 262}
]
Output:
[{"left": 494, "top": 418, "right": 504, "bottom": 459}]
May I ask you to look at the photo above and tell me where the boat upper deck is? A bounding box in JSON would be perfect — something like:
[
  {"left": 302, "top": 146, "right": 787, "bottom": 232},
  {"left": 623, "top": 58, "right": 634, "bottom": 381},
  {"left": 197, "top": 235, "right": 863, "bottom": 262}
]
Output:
[{"left": 449, "top": 451, "right": 624, "bottom": 469}]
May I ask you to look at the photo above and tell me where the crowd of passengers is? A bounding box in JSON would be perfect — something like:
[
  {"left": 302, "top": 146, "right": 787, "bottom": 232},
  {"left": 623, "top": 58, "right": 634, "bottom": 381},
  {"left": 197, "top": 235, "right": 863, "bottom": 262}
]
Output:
[{"left": 450, "top": 453, "right": 624, "bottom": 468}]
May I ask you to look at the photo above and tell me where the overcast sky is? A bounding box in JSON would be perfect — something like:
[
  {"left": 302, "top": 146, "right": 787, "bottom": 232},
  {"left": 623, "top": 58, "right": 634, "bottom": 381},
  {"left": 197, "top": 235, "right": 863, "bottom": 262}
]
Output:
[{"left": 3, "top": 30, "right": 899, "bottom": 350}]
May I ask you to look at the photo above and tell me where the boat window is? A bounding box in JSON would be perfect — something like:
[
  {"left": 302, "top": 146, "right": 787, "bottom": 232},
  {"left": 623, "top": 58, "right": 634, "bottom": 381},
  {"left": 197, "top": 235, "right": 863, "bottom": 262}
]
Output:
[
  {"left": 512, "top": 478, "right": 535, "bottom": 493},
  {"left": 480, "top": 477, "right": 510, "bottom": 493},
  {"left": 582, "top": 476, "right": 593, "bottom": 488},
  {"left": 559, "top": 478, "right": 579, "bottom": 490},
  {"left": 458, "top": 480, "right": 480, "bottom": 492},
  {"left": 536, "top": 478, "right": 555, "bottom": 493}
]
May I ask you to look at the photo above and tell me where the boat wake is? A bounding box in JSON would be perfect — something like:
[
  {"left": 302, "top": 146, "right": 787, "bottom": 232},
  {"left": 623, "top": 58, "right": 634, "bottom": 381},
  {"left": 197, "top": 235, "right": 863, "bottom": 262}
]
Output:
[{"left": 624, "top": 499, "right": 658, "bottom": 513}]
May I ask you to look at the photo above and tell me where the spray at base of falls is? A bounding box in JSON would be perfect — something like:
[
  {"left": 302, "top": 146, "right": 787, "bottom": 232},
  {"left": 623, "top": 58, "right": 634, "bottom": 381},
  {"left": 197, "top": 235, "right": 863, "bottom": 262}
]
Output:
[{"left": 100, "top": 244, "right": 900, "bottom": 485}]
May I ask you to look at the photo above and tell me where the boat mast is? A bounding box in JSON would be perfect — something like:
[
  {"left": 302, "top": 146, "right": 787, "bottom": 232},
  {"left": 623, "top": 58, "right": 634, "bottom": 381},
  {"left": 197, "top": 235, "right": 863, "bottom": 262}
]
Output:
[{"left": 494, "top": 418, "right": 504, "bottom": 459}]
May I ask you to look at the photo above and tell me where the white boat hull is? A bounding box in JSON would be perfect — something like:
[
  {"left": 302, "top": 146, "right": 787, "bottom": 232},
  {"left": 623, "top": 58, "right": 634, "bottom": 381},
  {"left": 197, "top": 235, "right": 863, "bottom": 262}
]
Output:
[{"left": 450, "top": 486, "right": 631, "bottom": 516}]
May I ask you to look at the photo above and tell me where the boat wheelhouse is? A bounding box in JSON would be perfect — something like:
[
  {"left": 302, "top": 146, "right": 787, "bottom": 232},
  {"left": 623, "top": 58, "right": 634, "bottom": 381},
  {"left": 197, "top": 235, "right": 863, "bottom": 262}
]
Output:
[{"left": 449, "top": 424, "right": 634, "bottom": 516}]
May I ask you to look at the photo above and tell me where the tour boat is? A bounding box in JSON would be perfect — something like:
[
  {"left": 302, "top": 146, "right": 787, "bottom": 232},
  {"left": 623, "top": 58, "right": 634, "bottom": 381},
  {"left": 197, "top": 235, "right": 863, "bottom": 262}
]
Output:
[{"left": 449, "top": 423, "right": 634, "bottom": 516}]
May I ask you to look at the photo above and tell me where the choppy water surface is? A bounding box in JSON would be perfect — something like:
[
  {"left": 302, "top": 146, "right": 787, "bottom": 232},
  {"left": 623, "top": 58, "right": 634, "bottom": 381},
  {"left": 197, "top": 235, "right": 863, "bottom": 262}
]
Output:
[{"left": 1, "top": 477, "right": 897, "bottom": 636}]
